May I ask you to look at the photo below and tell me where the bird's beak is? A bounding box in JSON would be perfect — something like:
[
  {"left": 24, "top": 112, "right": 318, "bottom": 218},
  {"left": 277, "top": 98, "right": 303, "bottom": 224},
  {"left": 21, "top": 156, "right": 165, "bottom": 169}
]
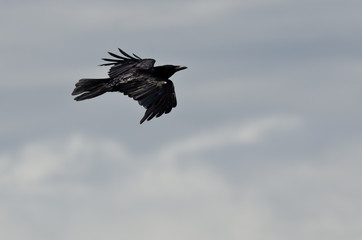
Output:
[{"left": 176, "top": 66, "right": 187, "bottom": 71}]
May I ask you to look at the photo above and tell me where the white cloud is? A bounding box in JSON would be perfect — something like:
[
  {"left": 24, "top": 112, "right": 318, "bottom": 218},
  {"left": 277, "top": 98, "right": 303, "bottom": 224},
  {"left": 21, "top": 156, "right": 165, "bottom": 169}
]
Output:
[
  {"left": 0, "top": 115, "right": 303, "bottom": 239},
  {"left": 158, "top": 115, "right": 304, "bottom": 161},
  {"left": 6, "top": 115, "right": 362, "bottom": 240},
  {"left": 2, "top": 115, "right": 302, "bottom": 192}
]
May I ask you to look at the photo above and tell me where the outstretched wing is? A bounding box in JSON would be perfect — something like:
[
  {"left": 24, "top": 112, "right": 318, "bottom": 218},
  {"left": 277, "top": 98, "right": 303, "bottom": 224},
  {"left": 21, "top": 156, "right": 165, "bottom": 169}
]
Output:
[
  {"left": 116, "top": 78, "right": 177, "bottom": 124},
  {"left": 101, "top": 48, "right": 176, "bottom": 124},
  {"left": 101, "top": 48, "right": 155, "bottom": 79}
]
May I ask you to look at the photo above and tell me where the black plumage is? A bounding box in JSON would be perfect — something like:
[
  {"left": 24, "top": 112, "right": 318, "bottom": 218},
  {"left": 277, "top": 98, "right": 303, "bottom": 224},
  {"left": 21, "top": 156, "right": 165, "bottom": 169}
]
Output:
[{"left": 72, "top": 48, "right": 187, "bottom": 124}]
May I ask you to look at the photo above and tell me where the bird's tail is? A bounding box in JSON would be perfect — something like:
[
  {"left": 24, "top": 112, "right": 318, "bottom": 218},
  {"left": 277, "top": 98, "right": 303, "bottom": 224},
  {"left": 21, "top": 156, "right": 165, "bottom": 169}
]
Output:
[{"left": 72, "top": 78, "right": 111, "bottom": 101}]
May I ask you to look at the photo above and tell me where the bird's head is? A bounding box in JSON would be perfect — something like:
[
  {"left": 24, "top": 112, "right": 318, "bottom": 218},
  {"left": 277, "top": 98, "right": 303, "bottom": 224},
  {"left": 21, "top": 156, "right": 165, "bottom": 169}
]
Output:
[{"left": 154, "top": 65, "right": 187, "bottom": 78}]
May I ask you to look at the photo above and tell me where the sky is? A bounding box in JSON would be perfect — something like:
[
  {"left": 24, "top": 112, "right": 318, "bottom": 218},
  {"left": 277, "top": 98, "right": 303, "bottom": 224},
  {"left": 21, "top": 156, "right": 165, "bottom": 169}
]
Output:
[{"left": 1, "top": 0, "right": 362, "bottom": 239}]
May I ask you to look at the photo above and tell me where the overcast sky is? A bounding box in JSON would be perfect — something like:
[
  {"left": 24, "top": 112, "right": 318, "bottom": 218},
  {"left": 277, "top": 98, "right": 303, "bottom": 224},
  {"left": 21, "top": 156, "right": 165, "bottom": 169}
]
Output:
[{"left": 1, "top": 0, "right": 362, "bottom": 239}]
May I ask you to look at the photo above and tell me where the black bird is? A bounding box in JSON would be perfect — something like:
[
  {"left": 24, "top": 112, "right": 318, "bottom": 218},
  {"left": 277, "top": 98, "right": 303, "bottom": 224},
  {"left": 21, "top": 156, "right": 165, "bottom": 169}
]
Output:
[{"left": 72, "top": 48, "right": 187, "bottom": 124}]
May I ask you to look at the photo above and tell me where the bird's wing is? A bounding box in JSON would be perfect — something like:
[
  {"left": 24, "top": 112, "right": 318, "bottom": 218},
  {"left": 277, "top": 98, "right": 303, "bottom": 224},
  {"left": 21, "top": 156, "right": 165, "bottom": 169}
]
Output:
[
  {"left": 100, "top": 48, "right": 156, "bottom": 79},
  {"left": 117, "top": 78, "right": 177, "bottom": 124}
]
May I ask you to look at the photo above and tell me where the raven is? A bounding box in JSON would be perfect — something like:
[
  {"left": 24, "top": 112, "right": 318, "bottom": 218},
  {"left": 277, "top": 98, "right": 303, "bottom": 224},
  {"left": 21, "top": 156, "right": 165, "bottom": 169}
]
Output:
[{"left": 72, "top": 48, "right": 187, "bottom": 124}]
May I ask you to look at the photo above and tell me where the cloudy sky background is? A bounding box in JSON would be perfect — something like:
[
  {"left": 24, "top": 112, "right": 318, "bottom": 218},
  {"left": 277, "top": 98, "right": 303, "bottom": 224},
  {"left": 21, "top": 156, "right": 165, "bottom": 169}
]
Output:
[{"left": 1, "top": 0, "right": 362, "bottom": 239}]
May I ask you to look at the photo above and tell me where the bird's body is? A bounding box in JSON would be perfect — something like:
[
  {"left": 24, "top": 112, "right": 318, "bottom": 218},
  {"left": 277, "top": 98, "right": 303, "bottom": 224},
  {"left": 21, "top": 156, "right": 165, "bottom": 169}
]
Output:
[{"left": 72, "top": 49, "right": 186, "bottom": 124}]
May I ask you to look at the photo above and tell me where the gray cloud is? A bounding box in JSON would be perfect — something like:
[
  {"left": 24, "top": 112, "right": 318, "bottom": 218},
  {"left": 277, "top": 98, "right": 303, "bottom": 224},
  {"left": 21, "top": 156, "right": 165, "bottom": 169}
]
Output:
[{"left": 1, "top": 0, "right": 362, "bottom": 239}]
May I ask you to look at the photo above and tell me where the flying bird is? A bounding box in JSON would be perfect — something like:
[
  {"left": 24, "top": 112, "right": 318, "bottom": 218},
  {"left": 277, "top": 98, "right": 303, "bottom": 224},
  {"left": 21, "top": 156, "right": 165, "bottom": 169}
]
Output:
[{"left": 72, "top": 48, "right": 187, "bottom": 124}]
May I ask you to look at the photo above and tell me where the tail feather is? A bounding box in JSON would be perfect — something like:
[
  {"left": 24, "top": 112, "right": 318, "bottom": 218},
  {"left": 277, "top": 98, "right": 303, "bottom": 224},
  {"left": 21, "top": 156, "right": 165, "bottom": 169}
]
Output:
[{"left": 72, "top": 78, "right": 111, "bottom": 101}]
